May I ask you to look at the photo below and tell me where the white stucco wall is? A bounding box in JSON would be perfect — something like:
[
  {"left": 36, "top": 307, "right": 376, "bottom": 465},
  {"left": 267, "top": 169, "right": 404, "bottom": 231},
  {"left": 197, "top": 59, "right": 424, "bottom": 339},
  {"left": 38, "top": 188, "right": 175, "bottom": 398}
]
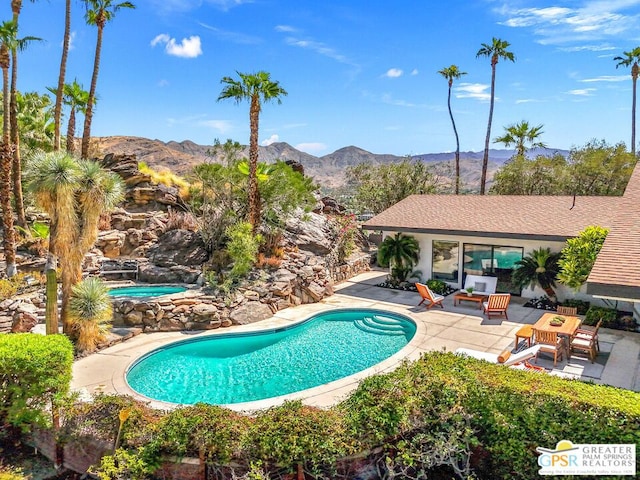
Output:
[{"left": 380, "top": 230, "right": 635, "bottom": 312}]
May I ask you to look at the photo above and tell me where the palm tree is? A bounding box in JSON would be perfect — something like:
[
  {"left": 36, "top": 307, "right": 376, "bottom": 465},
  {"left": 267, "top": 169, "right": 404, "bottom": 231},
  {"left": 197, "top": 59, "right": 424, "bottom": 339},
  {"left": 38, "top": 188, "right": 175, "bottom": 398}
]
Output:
[
  {"left": 218, "top": 71, "right": 287, "bottom": 231},
  {"left": 81, "top": 0, "right": 135, "bottom": 159},
  {"left": 494, "top": 120, "right": 546, "bottom": 156},
  {"left": 511, "top": 247, "right": 561, "bottom": 299},
  {"left": 614, "top": 47, "right": 640, "bottom": 156},
  {"left": 27, "top": 152, "right": 124, "bottom": 333},
  {"left": 476, "top": 38, "right": 515, "bottom": 194},
  {"left": 69, "top": 277, "right": 112, "bottom": 353},
  {"left": 0, "top": 21, "right": 18, "bottom": 277},
  {"left": 53, "top": 0, "right": 72, "bottom": 152},
  {"left": 377, "top": 232, "right": 420, "bottom": 270},
  {"left": 437, "top": 65, "right": 467, "bottom": 194},
  {"left": 9, "top": 33, "right": 40, "bottom": 229},
  {"left": 48, "top": 80, "right": 89, "bottom": 154}
]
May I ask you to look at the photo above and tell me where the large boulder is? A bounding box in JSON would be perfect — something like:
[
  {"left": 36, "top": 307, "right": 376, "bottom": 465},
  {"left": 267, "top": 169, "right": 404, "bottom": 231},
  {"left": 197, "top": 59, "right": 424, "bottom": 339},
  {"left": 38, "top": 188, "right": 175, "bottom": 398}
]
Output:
[
  {"left": 284, "top": 211, "right": 333, "bottom": 255},
  {"left": 229, "top": 301, "right": 273, "bottom": 325},
  {"left": 148, "top": 229, "right": 209, "bottom": 267}
]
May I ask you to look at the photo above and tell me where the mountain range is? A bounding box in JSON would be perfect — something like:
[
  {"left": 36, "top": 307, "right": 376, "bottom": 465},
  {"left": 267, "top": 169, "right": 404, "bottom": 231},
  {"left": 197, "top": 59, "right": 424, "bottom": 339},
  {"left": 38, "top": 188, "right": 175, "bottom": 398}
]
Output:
[{"left": 94, "top": 136, "right": 567, "bottom": 192}]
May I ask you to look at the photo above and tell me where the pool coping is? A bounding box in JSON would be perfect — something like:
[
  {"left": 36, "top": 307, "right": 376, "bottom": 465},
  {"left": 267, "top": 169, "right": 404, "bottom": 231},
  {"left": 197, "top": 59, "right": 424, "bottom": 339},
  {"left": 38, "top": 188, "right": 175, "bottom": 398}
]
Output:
[{"left": 125, "top": 303, "right": 427, "bottom": 411}]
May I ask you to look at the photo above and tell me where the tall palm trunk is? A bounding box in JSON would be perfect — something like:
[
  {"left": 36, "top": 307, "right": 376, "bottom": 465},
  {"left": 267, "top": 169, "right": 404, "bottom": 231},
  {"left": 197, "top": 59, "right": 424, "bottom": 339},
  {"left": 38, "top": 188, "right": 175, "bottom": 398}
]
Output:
[
  {"left": 10, "top": 49, "right": 25, "bottom": 228},
  {"left": 632, "top": 62, "right": 638, "bottom": 157},
  {"left": 0, "top": 51, "right": 17, "bottom": 277},
  {"left": 480, "top": 58, "right": 497, "bottom": 195},
  {"left": 66, "top": 107, "right": 76, "bottom": 154},
  {"left": 54, "top": 0, "right": 71, "bottom": 152},
  {"left": 248, "top": 94, "right": 261, "bottom": 231},
  {"left": 446, "top": 80, "right": 461, "bottom": 194},
  {"left": 81, "top": 23, "right": 103, "bottom": 159},
  {"left": 9, "top": 0, "right": 25, "bottom": 227}
]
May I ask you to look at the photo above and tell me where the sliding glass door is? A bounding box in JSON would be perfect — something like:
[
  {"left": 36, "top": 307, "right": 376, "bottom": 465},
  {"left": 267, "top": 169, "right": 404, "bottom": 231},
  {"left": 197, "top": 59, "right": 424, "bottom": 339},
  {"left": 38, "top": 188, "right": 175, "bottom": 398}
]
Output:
[{"left": 463, "top": 243, "right": 524, "bottom": 294}]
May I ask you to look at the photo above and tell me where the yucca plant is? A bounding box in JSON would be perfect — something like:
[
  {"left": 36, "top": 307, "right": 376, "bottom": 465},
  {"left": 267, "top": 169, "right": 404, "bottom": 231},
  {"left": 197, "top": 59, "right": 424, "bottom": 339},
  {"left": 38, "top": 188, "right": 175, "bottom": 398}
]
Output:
[
  {"left": 511, "top": 247, "right": 561, "bottom": 298},
  {"left": 69, "top": 277, "right": 112, "bottom": 353}
]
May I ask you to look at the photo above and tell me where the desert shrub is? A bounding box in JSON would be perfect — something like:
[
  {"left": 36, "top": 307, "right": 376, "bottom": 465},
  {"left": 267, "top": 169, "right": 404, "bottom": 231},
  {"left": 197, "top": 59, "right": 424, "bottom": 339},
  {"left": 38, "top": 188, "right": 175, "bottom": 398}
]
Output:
[
  {"left": 61, "top": 394, "right": 159, "bottom": 449},
  {"left": 560, "top": 298, "right": 590, "bottom": 315},
  {"left": 95, "top": 448, "right": 154, "bottom": 480},
  {"left": 69, "top": 277, "right": 113, "bottom": 353},
  {"left": 225, "top": 222, "right": 263, "bottom": 278},
  {"left": 138, "top": 161, "right": 190, "bottom": 199},
  {"left": 0, "top": 273, "right": 38, "bottom": 301},
  {"left": 584, "top": 305, "right": 618, "bottom": 327},
  {"left": 0, "top": 465, "right": 25, "bottom": 480},
  {"left": 328, "top": 214, "right": 358, "bottom": 264},
  {"left": 0, "top": 334, "right": 73, "bottom": 430},
  {"left": 248, "top": 401, "right": 356, "bottom": 478},
  {"left": 255, "top": 253, "right": 282, "bottom": 270},
  {"left": 144, "top": 404, "right": 250, "bottom": 464},
  {"left": 342, "top": 357, "right": 478, "bottom": 478}
]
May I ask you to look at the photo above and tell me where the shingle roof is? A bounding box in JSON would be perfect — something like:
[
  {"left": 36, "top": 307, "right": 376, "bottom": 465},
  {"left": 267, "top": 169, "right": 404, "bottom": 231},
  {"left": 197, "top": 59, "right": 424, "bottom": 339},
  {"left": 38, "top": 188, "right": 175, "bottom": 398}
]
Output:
[
  {"left": 587, "top": 163, "right": 640, "bottom": 299},
  {"left": 362, "top": 195, "right": 619, "bottom": 241}
]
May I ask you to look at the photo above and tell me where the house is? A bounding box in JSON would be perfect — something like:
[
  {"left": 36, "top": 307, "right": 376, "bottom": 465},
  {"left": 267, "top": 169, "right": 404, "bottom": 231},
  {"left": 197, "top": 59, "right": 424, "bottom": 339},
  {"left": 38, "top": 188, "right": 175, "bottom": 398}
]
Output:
[{"left": 362, "top": 162, "right": 640, "bottom": 319}]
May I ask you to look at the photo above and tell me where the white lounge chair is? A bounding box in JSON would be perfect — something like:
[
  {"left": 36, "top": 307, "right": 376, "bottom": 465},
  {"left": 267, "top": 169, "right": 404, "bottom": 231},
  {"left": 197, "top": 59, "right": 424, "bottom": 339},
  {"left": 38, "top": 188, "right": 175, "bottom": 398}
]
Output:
[{"left": 455, "top": 344, "right": 541, "bottom": 366}]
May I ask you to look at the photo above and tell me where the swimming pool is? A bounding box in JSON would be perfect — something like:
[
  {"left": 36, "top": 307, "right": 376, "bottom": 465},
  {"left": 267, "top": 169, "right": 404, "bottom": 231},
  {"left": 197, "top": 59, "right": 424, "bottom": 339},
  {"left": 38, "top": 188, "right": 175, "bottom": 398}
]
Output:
[
  {"left": 126, "top": 309, "right": 416, "bottom": 405},
  {"left": 109, "top": 285, "right": 188, "bottom": 298}
]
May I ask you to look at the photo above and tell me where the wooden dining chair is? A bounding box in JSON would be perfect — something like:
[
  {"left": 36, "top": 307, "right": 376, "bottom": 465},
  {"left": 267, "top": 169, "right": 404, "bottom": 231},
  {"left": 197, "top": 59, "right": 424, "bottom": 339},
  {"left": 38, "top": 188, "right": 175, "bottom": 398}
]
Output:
[
  {"left": 570, "top": 333, "right": 598, "bottom": 363},
  {"left": 533, "top": 329, "right": 565, "bottom": 366},
  {"left": 556, "top": 306, "right": 578, "bottom": 316},
  {"left": 572, "top": 319, "right": 602, "bottom": 352}
]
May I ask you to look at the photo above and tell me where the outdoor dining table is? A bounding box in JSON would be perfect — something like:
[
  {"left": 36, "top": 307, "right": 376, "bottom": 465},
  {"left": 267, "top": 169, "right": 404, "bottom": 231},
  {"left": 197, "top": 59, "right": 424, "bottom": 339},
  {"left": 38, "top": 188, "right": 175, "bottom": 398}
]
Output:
[
  {"left": 533, "top": 312, "right": 582, "bottom": 337},
  {"left": 532, "top": 312, "right": 582, "bottom": 359}
]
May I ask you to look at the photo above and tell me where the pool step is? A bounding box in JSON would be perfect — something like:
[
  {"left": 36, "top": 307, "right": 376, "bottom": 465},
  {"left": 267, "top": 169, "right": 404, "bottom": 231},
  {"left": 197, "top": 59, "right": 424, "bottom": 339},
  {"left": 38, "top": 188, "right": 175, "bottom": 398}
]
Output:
[{"left": 353, "top": 316, "right": 411, "bottom": 336}]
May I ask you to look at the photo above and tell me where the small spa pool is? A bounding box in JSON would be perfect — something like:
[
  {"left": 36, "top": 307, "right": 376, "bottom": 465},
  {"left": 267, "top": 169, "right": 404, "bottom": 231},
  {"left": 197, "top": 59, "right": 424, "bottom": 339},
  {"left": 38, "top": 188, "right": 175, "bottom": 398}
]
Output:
[
  {"left": 109, "top": 285, "right": 188, "bottom": 298},
  {"left": 126, "top": 308, "right": 416, "bottom": 405}
]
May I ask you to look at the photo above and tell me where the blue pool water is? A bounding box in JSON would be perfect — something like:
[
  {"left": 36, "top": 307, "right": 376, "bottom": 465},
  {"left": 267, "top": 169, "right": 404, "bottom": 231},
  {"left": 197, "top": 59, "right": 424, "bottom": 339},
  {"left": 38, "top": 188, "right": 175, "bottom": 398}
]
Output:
[
  {"left": 109, "top": 285, "right": 188, "bottom": 298},
  {"left": 126, "top": 309, "right": 416, "bottom": 405}
]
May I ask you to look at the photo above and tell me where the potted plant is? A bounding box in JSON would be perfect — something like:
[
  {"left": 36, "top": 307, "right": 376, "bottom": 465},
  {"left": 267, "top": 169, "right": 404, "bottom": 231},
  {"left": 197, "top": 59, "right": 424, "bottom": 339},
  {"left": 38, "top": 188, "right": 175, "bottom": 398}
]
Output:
[{"left": 465, "top": 286, "right": 474, "bottom": 297}]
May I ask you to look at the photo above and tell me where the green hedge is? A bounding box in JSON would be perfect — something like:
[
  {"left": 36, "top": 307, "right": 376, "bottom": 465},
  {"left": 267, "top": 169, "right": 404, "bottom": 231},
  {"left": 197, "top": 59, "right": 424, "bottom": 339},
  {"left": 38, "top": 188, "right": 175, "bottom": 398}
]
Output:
[
  {"left": 0, "top": 334, "right": 73, "bottom": 430},
  {"left": 584, "top": 305, "right": 619, "bottom": 327},
  {"left": 70, "top": 353, "right": 640, "bottom": 479}
]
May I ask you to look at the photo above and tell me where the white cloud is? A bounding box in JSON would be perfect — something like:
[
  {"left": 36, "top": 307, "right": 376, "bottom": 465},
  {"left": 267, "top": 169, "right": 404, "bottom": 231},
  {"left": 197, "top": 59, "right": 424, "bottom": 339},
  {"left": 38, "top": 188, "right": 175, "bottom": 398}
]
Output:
[
  {"left": 496, "top": 0, "right": 640, "bottom": 45},
  {"left": 580, "top": 75, "right": 628, "bottom": 82},
  {"left": 150, "top": 0, "right": 250, "bottom": 14},
  {"left": 63, "top": 31, "right": 77, "bottom": 51},
  {"left": 385, "top": 68, "right": 403, "bottom": 78},
  {"left": 558, "top": 44, "right": 616, "bottom": 52},
  {"left": 516, "top": 98, "right": 544, "bottom": 104},
  {"left": 381, "top": 94, "right": 418, "bottom": 107},
  {"left": 198, "top": 119, "right": 234, "bottom": 133},
  {"left": 157, "top": 79, "right": 170, "bottom": 87},
  {"left": 151, "top": 33, "right": 202, "bottom": 58},
  {"left": 454, "top": 83, "right": 491, "bottom": 101},
  {"left": 275, "top": 25, "right": 297, "bottom": 33},
  {"left": 568, "top": 88, "right": 596, "bottom": 96},
  {"left": 411, "top": 69, "right": 419, "bottom": 75},
  {"left": 295, "top": 142, "right": 327, "bottom": 154},
  {"left": 199, "top": 22, "right": 262, "bottom": 45},
  {"left": 261, "top": 134, "right": 279, "bottom": 146}
]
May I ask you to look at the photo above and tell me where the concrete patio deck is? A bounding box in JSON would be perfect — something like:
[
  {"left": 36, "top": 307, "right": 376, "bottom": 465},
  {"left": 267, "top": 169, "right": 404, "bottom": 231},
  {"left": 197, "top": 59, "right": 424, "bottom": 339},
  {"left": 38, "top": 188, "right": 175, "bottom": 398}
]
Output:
[{"left": 71, "top": 270, "right": 640, "bottom": 411}]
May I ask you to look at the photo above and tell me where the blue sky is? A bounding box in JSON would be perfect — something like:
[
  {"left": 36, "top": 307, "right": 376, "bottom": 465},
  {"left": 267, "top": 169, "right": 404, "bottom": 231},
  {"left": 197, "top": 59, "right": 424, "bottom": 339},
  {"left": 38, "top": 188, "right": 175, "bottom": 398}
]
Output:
[{"left": 6, "top": 0, "right": 640, "bottom": 156}]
